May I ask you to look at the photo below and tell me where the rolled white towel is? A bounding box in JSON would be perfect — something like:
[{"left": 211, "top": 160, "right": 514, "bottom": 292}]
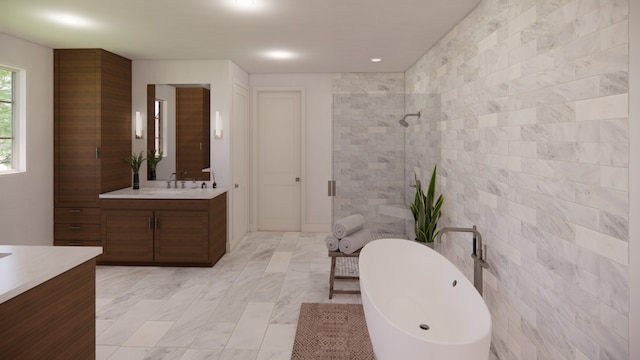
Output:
[
  {"left": 325, "top": 233, "right": 340, "bottom": 251},
  {"left": 333, "top": 214, "right": 366, "bottom": 238},
  {"left": 338, "top": 226, "right": 372, "bottom": 254}
]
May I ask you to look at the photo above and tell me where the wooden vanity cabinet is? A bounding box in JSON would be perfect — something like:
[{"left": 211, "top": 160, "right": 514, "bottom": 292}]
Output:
[
  {"left": 100, "top": 193, "right": 226, "bottom": 266},
  {"left": 53, "top": 49, "right": 132, "bottom": 246}
]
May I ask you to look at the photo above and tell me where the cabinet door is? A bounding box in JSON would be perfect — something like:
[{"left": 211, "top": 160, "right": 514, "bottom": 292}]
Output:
[
  {"left": 102, "top": 210, "right": 154, "bottom": 262},
  {"left": 154, "top": 210, "right": 209, "bottom": 263},
  {"left": 54, "top": 49, "right": 99, "bottom": 205}
]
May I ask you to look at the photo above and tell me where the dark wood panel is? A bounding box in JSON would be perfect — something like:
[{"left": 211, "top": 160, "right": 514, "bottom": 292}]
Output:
[
  {"left": 0, "top": 259, "right": 96, "bottom": 360},
  {"left": 209, "top": 192, "right": 227, "bottom": 264},
  {"left": 54, "top": 239, "right": 102, "bottom": 247},
  {"left": 176, "top": 87, "right": 210, "bottom": 181},
  {"left": 97, "top": 49, "right": 132, "bottom": 194},
  {"left": 54, "top": 48, "right": 132, "bottom": 250},
  {"left": 101, "top": 209, "right": 154, "bottom": 262},
  {"left": 54, "top": 223, "right": 101, "bottom": 241},
  {"left": 55, "top": 207, "right": 101, "bottom": 224},
  {"left": 154, "top": 210, "right": 209, "bottom": 263},
  {"left": 54, "top": 49, "right": 99, "bottom": 205},
  {"left": 101, "top": 198, "right": 209, "bottom": 211}
]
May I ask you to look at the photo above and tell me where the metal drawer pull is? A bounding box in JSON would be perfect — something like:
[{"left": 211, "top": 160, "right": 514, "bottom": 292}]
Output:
[
  {"left": 68, "top": 226, "right": 83, "bottom": 230},
  {"left": 154, "top": 217, "right": 159, "bottom": 229},
  {"left": 68, "top": 209, "right": 81, "bottom": 213}
]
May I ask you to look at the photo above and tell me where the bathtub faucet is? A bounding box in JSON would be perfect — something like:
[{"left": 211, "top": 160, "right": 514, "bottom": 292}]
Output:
[{"left": 436, "top": 225, "right": 489, "bottom": 296}]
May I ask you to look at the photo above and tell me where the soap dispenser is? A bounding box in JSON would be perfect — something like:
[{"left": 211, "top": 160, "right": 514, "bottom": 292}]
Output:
[{"left": 201, "top": 182, "right": 206, "bottom": 189}]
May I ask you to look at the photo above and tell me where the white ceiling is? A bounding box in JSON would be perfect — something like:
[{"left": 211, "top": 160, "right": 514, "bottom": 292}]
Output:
[{"left": 0, "top": 0, "right": 480, "bottom": 74}]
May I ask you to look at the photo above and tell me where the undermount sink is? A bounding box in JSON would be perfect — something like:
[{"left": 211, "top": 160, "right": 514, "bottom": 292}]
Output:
[{"left": 0, "top": 253, "right": 11, "bottom": 259}]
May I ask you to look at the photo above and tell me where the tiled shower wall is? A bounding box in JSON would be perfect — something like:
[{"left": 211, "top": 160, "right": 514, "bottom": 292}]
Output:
[
  {"left": 405, "top": 0, "right": 630, "bottom": 359},
  {"left": 332, "top": 73, "right": 406, "bottom": 233}
]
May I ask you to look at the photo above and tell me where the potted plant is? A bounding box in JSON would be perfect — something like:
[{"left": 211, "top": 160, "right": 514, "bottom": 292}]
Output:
[
  {"left": 410, "top": 164, "right": 444, "bottom": 247},
  {"left": 146, "top": 150, "right": 163, "bottom": 180},
  {"left": 123, "top": 151, "right": 146, "bottom": 189}
]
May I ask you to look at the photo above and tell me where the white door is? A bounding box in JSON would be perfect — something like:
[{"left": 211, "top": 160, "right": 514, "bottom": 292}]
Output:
[
  {"left": 257, "top": 90, "right": 302, "bottom": 231},
  {"left": 232, "top": 82, "right": 249, "bottom": 246}
]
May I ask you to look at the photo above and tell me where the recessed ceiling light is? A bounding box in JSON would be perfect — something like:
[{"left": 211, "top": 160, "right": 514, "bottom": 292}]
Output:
[
  {"left": 44, "top": 12, "right": 94, "bottom": 27},
  {"left": 230, "top": 0, "right": 261, "bottom": 10},
  {"left": 371, "top": 58, "right": 382, "bottom": 63},
  {"left": 264, "top": 50, "right": 296, "bottom": 60}
]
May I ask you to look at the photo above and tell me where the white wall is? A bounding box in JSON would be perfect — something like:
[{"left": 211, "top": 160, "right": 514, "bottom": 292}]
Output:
[
  {"left": 133, "top": 60, "right": 241, "bottom": 188},
  {"left": 629, "top": 0, "right": 639, "bottom": 356},
  {"left": 0, "top": 33, "right": 53, "bottom": 245},
  {"left": 249, "top": 74, "right": 333, "bottom": 232}
]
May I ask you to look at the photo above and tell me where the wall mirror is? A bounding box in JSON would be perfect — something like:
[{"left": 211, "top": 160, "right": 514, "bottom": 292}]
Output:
[{"left": 147, "top": 84, "right": 211, "bottom": 181}]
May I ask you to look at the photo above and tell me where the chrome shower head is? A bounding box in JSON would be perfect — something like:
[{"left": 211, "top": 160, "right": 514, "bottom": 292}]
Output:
[{"left": 398, "top": 112, "right": 421, "bottom": 127}]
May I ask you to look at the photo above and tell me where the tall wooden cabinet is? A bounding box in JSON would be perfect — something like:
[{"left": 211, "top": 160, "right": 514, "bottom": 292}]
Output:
[
  {"left": 54, "top": 49, "right": 132, "bottom": 246},
  {"left": 176, "top": 87, "right": 210, "bottom": 181}
]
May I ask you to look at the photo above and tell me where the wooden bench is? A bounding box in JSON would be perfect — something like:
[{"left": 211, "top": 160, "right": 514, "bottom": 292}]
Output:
[{"left": 328, "top": 249, "right": 361, "bottom": 299}]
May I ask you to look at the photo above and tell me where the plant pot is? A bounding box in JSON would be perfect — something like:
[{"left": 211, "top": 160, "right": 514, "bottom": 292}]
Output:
[
  {"left": 149, "top": 169, "right": 156, "bottom": 180},
  {"left": 133, "top": 173, "right": 140, "bottom": 190},
  {"left": 415, "top": 238, "right": 435, "bottom": 249}
]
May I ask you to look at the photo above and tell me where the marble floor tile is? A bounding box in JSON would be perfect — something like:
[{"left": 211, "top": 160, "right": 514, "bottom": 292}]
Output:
[
  {"left": 219, "top": 349, "right": 259, "bottom": 360},
  {"left": 97, "top": 299, "right": 166, "bottom": 345},
  {"left": 264, "top": 252, "right": 292, "bottom": 273},
  {"left": 256, "top": 350, "right": 292, "bottom": 360},
  {"left": 106, "top": 346, "right": 151, "bottom": 360},
  {"left": 226, "top": 302, "right": 275, "bottom": 349},
  {"left": 96, "top": 345, "right": 119, "bottom": 360},
  {"left": 191, "top": 321, "right": 236, "bottom": 349},
  {"left": 96, "top": 231, "right": 362, "bottom": 359},
  {"left": 180, "top": 349, "right": 223, "bottom": 360},
  {"left": 156, "top": 300, "right": 219, "bottom": 347},
  {"left": 260, "top": 324, "right": 297, "bottom": 352},
  {"left": 123, "top": 321, "right": 175, "bottom": 347}
]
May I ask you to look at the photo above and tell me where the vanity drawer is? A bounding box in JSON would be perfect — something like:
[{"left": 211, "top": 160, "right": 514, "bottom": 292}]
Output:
[
  {"left": 54, "top": 239, "right": 102, "bottom": 247},
  {"left": 55, "top": 207, "right": 101, "bottom": 224},
  {"left": 54, "top": 224, "right": 101, "bottom": 241}
]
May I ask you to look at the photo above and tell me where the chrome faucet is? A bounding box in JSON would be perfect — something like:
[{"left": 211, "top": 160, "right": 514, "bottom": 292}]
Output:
[
  {"left": 170, "top": 172, "right": 177, "bottom": 188},
  {"left": 436, "top": 225, "right": 489, "bottom": 296}
]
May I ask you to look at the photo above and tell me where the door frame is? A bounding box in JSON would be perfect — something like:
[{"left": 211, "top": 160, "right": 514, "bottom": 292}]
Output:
[
  {"left": 251, "top": 87, "right": 306, "bottom": 232},
  {"left": 231, "top": 80, "right": 249, "bottom": 250}
]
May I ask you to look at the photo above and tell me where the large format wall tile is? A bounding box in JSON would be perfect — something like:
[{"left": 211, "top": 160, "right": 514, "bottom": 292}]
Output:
[{"left": 404, "top": 0, "right": 630, "bottom": 359}]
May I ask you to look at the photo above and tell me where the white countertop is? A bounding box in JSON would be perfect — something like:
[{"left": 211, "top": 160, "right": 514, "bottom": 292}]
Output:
[
  {"left": 0, "top": 245, "right": 102, "bottom": 304},
  {"left": 99, "top": 186, "right": 227, "bottom": 199}
]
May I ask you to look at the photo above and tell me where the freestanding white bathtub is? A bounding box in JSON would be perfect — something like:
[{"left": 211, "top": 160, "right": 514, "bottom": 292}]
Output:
[{"left": 359, "top": 238, "right": 492, "bottom": 360}]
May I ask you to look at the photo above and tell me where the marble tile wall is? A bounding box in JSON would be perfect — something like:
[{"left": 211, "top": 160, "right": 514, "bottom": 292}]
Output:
[
  {"left": 332, "top": 73, "right": 407, "bottom": 233},
  {"left": 405, "top": 0, "right": 630, "bottom": 359}
]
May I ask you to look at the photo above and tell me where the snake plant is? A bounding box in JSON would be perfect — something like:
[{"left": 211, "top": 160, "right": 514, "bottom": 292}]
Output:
[
  {"left": 146, "top": 150, "right": 163, "bottom": 170},
  {"left": 122, "top": 151, "right": 146, "bottom": 173},
  {"left": 410, "top": 164, "right": 444, "bottom": 243}
]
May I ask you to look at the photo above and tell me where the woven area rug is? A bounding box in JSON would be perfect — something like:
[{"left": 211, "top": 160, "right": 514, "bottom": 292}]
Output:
[{"left": 291, "top": 303, "right": 375, "bottom": 360}]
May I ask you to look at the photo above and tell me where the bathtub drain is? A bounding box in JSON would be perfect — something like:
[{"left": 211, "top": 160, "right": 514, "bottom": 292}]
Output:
[{"left": 419, "top": 324, "right": 430, "bottom": 330}]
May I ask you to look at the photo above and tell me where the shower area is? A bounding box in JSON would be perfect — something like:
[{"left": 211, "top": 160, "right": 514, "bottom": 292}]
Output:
[{"left": 331, "top": 73, "right": 441, "bottom": 237}]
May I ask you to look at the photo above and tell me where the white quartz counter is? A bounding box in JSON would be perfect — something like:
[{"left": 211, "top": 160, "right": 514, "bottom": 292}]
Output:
[
  {"left": 99, "top": 186, "right": 227, "bottom": 200},
  {"left": 0, "top": 245, "right": 102, "bottom": 304}
]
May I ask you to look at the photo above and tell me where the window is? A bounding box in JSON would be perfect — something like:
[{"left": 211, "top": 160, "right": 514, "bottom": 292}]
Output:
[{"left": 0, "top": 67, "right": 17, "bottom": 172}]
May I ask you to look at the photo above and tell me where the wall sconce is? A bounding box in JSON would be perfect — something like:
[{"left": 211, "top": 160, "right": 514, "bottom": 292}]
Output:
[
  {"left": 214, "top": 111, "right": 223, "bottom": 139},
  {"left": 135, "top": 111, "right": 144, "bottom": 139}
]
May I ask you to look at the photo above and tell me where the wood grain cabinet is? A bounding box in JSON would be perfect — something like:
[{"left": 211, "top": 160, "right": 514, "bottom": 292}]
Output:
[
  {"left": 54, "top": 49, "right": 132, "bottom": 246},
  {"left": 100, "top": 193, "right": 226, "bottom": 266},
  {"left": 176, "top": 87, "right": 210, "bottom": 181}
]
